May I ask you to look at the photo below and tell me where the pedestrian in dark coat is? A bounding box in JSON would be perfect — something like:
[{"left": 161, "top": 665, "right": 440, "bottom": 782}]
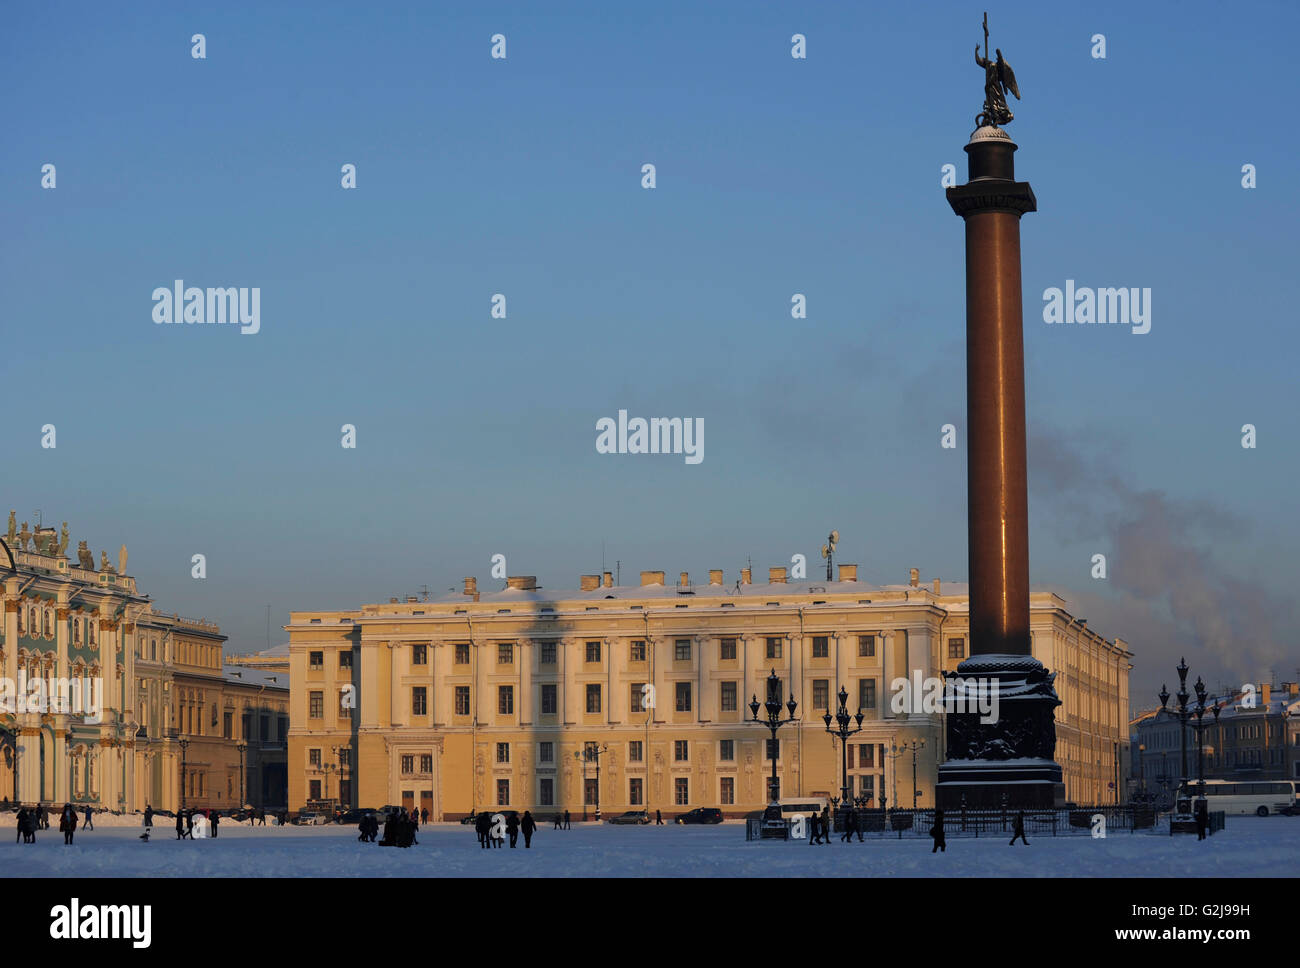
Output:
[
  {"left": 210, "top": 810, "right": 220, "bottom": 838},
  {"left": 185, "top": 810, "right": 195, "bottom": 839},
  {"left": 1195, "top": 802, "right": 1208, "bottom": 841},
  {"left": 421, "top": 807, "right": 429, "bottom": 825},
  {"left": 1009, "top": 810, "right": 1029, "bottom": 846},
  {"left": 83, "top": 805, "right": 94, "bottom": 830},
  {"left": 15, "top": 808, "right": 27, "bottom": 844},
  {"left": 59, "top": 803, "right": 78, "bottom": 845},
  {"left": 39, "top": 804, "right": 49, "bottom": 829},
  {"left": 807, "top": 810, "right": 820, "bottom": 845},
  {"left": 505, "top": 812, "right": 520, "bottom": 848},
  {"left": 820, "top": 806, "right": 831, "bottom": 845},
  {"left": 521, "top": 810, "right": 537, "bottom": 848},
  {"left": 655, "top": 809, "right": 663, "bottom": 825},
  {"left": 840, "top": 808, "right": 857, "bottom": 842},
  {"left": 930, "top": 808, "right": 947, "bottom": 853},
  {"left": 176, "top": 811, "right": 185, "bottom": 840},
  {"left": 553, "top": 811, "right": 562, "bottom": 830},
  {"left": 143, "top": 805, "right": 154, "bottom": 827},
  {"left": 563, "top": 809, "right": 571, "bottom": 830}
]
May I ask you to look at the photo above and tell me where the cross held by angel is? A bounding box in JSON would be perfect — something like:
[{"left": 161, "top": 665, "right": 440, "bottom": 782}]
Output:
[{"left": 974, "top": 13, "right": 1020, "bottom": 128}]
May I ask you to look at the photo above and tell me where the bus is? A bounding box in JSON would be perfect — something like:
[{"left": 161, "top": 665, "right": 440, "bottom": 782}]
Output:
[{"left": 1189, "top": 779, "right": 1297, "bottom": 816}]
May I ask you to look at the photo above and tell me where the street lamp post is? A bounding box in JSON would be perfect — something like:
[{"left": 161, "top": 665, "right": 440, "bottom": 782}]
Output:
[
  {"left": 885, "top": 742, "right": 906, "bottom": 814},
  {"left": 749, "top": 669, "right": 799, "bottom": 807},
  {"left": 823, "top": 686, "right": 864, "bottom": 811},
  {"left": 178, "top": 737, "right": 190, "bottom": 810},
  {"left": 898, "top": 740, "right": 925, "bottom": 808},
  {"left": 573, "top": 743, "right": 609, "bottom": 821},
  {"left": 1159, "top": 657, "right": 1192, "bottom": 795},
  {"left": 236, "top": 743, "right": 247, "bottom": 806}
]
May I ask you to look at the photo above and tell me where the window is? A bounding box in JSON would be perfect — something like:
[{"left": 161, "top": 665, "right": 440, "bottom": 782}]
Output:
[
  {"left": 720, "top": 638, "right": 737, "bottom": 660},
  {"left": 766, "top": 739, "right": 780, "bottom": 760},
  {"left": 309, "top": 651, "right": 323, "bottom": 670},
  {"left": 766, "top": 637, "right": 782, "bottom": 660},
  {"left": 720, "top": 777, "right": 735, "bottom": 805},
  {"left": 628, "top": 741, "right": 643, "bottom": 763},
  {"left": 675, "top": 682, "right": 692, "bottom": 712},
  {"left": 859, "top": 680, "right": 876, "bottom": 710},
  {"left": 719, "top": 740, "right": 736, "bottom": 762},
  {"left": 813, "top": 636, "right": 829, "bottom": 658},
  {"left": 498, "top": 685, "right": 514, "bottom": 715},
  {"left": 675, "top": 740, "right": 689, "bottom": 762},
  {"left": 540, "top": 778, "right": 554, "bottom": 806},
  {"left": 630, "top": 684, "right": 645, "bottom": 714},
  {"left": 398, "top": 755, "right": 413, "bottom": 775},
  {"left": 674, "top": 778, "right": 689, "bottom": 805},
  {"left": 813, "top": 679, "right": 829, "bottom": 710},
  {"left": 339, "top": 748, "right": 351, "bottom": 768},
  {"left": 859, "top": 743, "right": 875, "bottom": 768},
  {"left": 412, "top": 644, "right": 427, "bottom": 665},
  {"left": 948, "top": 638, "right": 965, "bottom": 659},
  {"left": 541, "top": 641, "right": 557, "bottom": 664},
  {"left": 586, "top": 641, "right": 602, "bottom": 663},
  {"left": 339, "top": 651, "right": 353, "bottom": 669},
  {"left": 496, "top": 743, "right": 510, "bottom": 764},
  {"left": 309, "top": 692, "right": 323, "bottom": 719},
  {"left": 859, "top": 635, "right": 876, "bottom": 657},
  {"left": 630, "top": 640, "right": 646, "bottom": 662},
  {"left": 309, "top": 780, "right": 321, "bottom": 800},
  {"left": 223, "top": 711, "right": 232, "bottom": 739},
  {"left": 498, "top": 643, "right": 513, "bottom": 664},
  {"left": 675, "top": 639, "right": 691, "bottom": 661},
  {"left": 586, "top": 683, "right": 602, "bottom": 713},
  {"left": 309, "top": 748, "right": 322, "bottom": 768},
  {"left": 412, "top": 687, "right": 427, "bottom": 716},
  {"left": 420, "top": 753, "right": 432, "bottom": 772},
  {"left": 539, "top": 742, "right": 553, "bottom": 763},
  {"left": 629, "top": 777, "right": 644, "bottom": 805},
  {"left": 541, "top": 684, "right": 557, "bottom": 715},
  {"left": 720, "top": 681, "right": 737, "bottom": 712},
  {"left": 455, "top": 686, "right": 470, "bottom": 715},
  {"left": 455, "top": 643, "right": 470, "bottom": 665},
  {"left": 497, "top": 779, "right": 510, "bottom": 806}
]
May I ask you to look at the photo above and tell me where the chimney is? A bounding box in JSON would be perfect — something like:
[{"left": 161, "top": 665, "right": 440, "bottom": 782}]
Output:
[
  {"left": 838, "top": 564, "right": 857, "bottom": 582},
  {"left": 933, "top": 578, "right": 941, "bottom": 595},
  {"left": 463, "top": 577, "right": 479, "bottom": 602},
  {"left": 406, "top": 596, "right": 418, "bottom": 603},
  {"left": 679, "top": 572, "right": 690, "bottom": 587},
  {"left": 709, "top": 569, "right": 723, "bottom": 585},
  {"left": 1262, "top": 683, "right": 1272, "bottom": 706},
  {"left": 506, "top": 576, "right": 537, "bottom": 591},
  {"left": 389, "top": 597, "right": 399, "bottom": 604},
  {"left": 1286, "top": 682, "right": 1299, "bottom": 698},
  {"left": 741, "top": 568, "right": 752, "bottom": 585},
  {"left": 769, "top": 566, "right": 787, "bottom": 584},
  {"left": 640, "top": 571, "right": 665, "bottom": 586},
  {"left": 602, "top": 571, "right": 613, "bottom": 588},
  {"left": 580, "top": 575, "right": 600, "bottom": 591},
  {"left": 909, "top": 568, "right": 919, "bottom": 588}
]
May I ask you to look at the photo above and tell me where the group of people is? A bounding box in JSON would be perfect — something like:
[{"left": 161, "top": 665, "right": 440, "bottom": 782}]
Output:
[
  {"left": 925, "top": 808, "right": 1029, "bottom": 852},
  {"left": 475, "top": 810, "right": 538, "bottom": 848},
  {"left": 14, "top": 803, "right": 97, "bottom": 845},
  {"left": 376, "top": 807, "right": 421, "bottom": 847}
]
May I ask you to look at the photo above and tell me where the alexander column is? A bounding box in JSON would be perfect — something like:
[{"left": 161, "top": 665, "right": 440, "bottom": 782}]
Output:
[{"left": 936, "top": 14, "right": 1064, "bottom": 809}]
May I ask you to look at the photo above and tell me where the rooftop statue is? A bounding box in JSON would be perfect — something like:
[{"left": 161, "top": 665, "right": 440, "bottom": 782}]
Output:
[{"left": 974, "top": 12, "right": 1020, "bottom": 129}]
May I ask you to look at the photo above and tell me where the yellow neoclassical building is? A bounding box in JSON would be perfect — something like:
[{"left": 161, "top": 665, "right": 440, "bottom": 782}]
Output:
[{"left": 287, "top": 565, "right": 1132, "bottom": 818}]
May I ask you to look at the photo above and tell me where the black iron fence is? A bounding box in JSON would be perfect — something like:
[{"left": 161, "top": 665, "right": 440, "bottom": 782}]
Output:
[{"left": 746, "top": 805, "right": 1175, "bottom": 841}]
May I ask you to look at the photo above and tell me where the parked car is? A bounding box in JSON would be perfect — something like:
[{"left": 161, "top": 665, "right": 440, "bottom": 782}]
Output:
[
  {"left": 607, "top": 810, "right": 650, "bottom": 825},
  {"left": 675, "top": 807, "right": 724, "bottom": 825},
  {"left": 292, "top": 811, "right": 329, "bottom": 826},
  {"left": 338, "top": 808, "right": 379, "bottom": 825}
]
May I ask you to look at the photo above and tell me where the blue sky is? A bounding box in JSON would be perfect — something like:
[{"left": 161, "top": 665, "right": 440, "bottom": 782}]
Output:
[{"left": 3, "top": 0, "right": 1297, "bottom": 706}]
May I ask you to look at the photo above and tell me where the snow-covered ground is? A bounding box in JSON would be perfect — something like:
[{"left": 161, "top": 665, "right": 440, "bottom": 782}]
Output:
[{"left": 2, "top": 817, "right": 1294, "bottom": 877}]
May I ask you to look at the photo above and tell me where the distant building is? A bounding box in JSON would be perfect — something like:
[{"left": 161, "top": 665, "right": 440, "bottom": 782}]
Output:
[
  {"left": 287, "top": 565, "right": 1132, "bottom": 817},
  {"left": 0, "top": 515, "right": 288, "bottom": 811},
  {"left": 226, "top": 642, "right": 290, "bottom": 674},
  {"left": 1132, "top": 682, "right": 1300, "bottom": 799}
]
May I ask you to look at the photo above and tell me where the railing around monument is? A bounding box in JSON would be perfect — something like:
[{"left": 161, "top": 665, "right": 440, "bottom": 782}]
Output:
[{"left": 744, "top": 805, "right": 1165, "bottom": 841}]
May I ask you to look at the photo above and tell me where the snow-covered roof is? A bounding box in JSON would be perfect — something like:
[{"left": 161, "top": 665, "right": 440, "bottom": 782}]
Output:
[{"left": 221, "top": 664, "right": 288, "bottom": 690}]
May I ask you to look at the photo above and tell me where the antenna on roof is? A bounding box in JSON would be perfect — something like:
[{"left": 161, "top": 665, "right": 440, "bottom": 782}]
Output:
[
  {"left": 821, "top": 529, "right": 839, "bottom": 581},
  {"left": 420, "top": 584, "right": 429, "bottom": 602}
]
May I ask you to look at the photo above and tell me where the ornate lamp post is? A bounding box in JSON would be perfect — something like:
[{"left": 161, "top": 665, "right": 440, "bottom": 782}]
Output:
[
  {"left": 749, "top": 669, "right": 799, "bottom": 806},
  {"left": 178, "top": 737, "right": 190, "bottom": 809},
  {"left": 1159, "top": 658, "right": 1193, "bottom": 796},
  {"left": 573, "top": 743, "right": 609, "bottom": 821},
  {"left": 895, "top": 740, "right": 926, "bottom": 808},
  {"left": 885, "top": 742, "right": 906, "bottom": 814},
  {"left": 236, "top": 742, "right": 247, "bottom": 806},
  {"left": 823, "top": 686, "right": 864, "bottom": 810}
]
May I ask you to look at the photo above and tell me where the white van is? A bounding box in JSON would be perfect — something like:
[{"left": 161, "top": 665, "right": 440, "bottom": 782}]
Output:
[{"left": 776, "top": 797, "right": 828, "bottom": 820}]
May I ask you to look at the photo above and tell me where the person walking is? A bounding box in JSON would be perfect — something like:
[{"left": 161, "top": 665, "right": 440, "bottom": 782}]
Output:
[
  {"left": 840, "top": 807, "right": 857, "bottom": 843},
  {"left": 1009, "top": 809, "right": 1029, "bottom": 846},
  {"left": 563, "top": 809, "right": 571, "bottom": 830},
  {"left": 175, "top": 811, "right": 185, "bottom": 840},
  {"left": 15, "top": 808, "right": 27, "bottom": 844},
  {"left": 506, "top": 812, "right": 520, "bottom": 848},
  {"left": 521, "top": 810, "right": 537, "bottom": 848},
  {"left": 59, "top": 803, "right": 78, "bottom": 845},
  {"left": 807, "top": 809, "right": 821, "bottom": 845},
  {"left": 553, "top": 811, "right": 562, "bottom": 830},
  {"left": 211, "top": 809, "right": 220, "bottom": 838},
  {"left": 819, "top": 806, "right": 831, "bottom": 845},
  {"left": 144, "top": 804, "right": 154, "bottom": 828},
  {"left": 83, "top": 805, "right": 94, "bottom": 831},
  {"left": 38, "top": 803, "right": 49, "bottom": 830},
  {"left": 421, "top": 807, "right": 429, "bottom": 825},
  {"left": 655, "top": 809, "right": 663, "bottom": 825},
  {"left": 1195, "top": 801, "right": 1208, "bottom": 841},
  {"left": 930, "top": 808, "right": 947, "bottom": 853}
]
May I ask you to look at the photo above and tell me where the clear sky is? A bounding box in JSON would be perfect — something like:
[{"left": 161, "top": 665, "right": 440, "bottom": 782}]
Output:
[{"left": 4, "top": 0, "right": 1297, "bottom": 708}]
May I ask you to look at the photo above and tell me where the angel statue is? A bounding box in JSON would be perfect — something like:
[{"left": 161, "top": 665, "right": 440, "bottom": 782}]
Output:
[{"left": 974, "top": 13, "right": 1020, "bottom": 128}]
